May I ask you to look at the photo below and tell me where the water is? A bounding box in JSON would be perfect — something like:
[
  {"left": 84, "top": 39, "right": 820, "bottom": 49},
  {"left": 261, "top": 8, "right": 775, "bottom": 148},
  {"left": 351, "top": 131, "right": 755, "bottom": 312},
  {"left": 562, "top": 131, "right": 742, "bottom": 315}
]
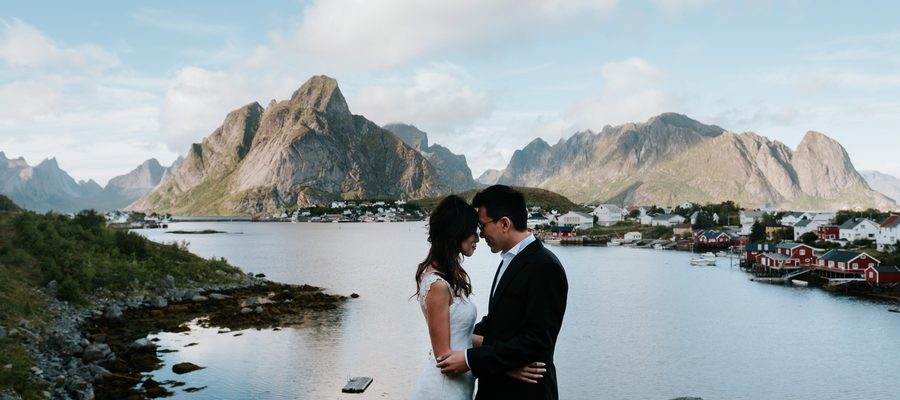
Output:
[{"left": 137, "top": 222, "right": 900, "bottom": 399}]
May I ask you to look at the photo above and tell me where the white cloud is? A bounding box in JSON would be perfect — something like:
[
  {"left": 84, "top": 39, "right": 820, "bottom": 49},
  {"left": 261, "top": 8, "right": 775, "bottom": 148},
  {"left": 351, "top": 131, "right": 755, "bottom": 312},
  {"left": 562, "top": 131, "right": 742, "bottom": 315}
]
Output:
[
  {"left": 654, "top": 0, "right": 716, "bottom": 14},
  {"left": 263, "top": 0, "right": 618, "bottom": 71},
  {"left": 350, "top": 67, "right": 492, "bottom": 131},
  {"left": 158, "top": 67, "right": 261, "bottom": 152},
  {"left": 0, "top": 80, "right": 64, "bottom": 121},
  {"left": 568, "top": 58, "right": 672, "bottom": 131},
  {"left": 0, "top": 18, "right": 119, "bottom": 72}
]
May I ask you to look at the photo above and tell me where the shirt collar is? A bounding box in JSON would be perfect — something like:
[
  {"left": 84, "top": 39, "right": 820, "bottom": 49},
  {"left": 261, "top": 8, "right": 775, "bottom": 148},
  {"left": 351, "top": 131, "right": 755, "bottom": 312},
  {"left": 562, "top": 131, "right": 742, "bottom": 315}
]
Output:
[{"left": 501, "top": 233, "right": 535, "bottom": 259}]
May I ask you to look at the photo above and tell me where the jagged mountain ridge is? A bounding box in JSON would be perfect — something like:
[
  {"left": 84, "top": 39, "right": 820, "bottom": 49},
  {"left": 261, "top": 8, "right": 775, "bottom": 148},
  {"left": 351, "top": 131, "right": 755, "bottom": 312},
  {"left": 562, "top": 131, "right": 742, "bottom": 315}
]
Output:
[
  {"left": 0, "top": 152, "right": 178, "bottom": 213},
  {"left": 129, "top": 76, "right": 452, "bottom": 215},
  {"left": 0, "top": 152, "right": 100, "bottom": 213},
  {"left": 491, "top": 113, "right": 895, "bottom": 211},
  {"left": 382, "top": 123, "right": 478, "bottom": 192}
]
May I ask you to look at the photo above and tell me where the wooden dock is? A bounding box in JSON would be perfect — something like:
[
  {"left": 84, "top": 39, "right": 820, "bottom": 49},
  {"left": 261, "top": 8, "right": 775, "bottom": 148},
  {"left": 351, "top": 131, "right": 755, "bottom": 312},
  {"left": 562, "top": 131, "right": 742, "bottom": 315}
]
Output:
[{"left": 342, "top": 377, "right": 373, "bottom": 393}]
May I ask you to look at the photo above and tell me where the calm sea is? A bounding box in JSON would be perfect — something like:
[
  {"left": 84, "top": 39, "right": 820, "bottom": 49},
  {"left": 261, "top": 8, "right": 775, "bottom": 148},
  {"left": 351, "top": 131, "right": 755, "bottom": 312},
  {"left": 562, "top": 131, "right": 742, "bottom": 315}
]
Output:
[{"left": 136, "top": 222, "right": 900, "bottom": 399}]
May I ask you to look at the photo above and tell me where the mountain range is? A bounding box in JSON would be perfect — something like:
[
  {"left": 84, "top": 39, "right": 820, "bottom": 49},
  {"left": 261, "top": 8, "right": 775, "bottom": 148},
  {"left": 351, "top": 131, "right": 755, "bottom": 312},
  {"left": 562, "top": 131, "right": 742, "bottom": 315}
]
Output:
[
  {"left": 480, "top": 113, "right": 895, "bottom": 211},
  {"left": 2, "top": 76, "right": 898, "bottom": 214},
  {"left": 0, "top": 152, "right": 176, "bottom": 213}
]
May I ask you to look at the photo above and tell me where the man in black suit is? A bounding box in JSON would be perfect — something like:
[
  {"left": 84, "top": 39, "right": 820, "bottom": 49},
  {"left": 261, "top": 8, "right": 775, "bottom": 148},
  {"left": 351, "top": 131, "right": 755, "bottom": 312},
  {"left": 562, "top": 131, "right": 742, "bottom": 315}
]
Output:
[{"left": 437, "top": 185, "right": 568, "bottom": 399}]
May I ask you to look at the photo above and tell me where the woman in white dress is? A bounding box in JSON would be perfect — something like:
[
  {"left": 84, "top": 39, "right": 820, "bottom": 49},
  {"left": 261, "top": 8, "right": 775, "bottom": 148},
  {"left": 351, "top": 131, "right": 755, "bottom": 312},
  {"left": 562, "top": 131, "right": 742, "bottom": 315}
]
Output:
[{"left": 410, "top": 195, "right": 545, "bottom": 399}]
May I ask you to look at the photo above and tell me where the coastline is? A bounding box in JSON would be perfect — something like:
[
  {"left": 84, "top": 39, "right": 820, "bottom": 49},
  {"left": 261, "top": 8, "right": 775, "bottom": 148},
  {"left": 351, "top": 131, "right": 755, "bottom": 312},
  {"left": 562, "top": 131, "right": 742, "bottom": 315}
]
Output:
[{"left": 11, "top": 274, "right": 347, "bottom": 400}]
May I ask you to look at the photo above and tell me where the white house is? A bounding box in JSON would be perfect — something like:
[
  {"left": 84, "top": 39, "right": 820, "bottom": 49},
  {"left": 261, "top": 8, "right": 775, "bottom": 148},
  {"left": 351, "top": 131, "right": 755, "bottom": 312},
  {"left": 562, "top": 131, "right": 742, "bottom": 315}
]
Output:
[
  {"left": 527, "top": 212, "right": 549, "bottom": 229},
  {"left": 876, "top": 215, "right": 900, "bottom": 252},
  {"left": 557, "top": 211, "right": 594, "bottom": 229},
  {"left": 642, "top": 213, "right": 686, "bottom": 227},
  {"left": 591, "top": 204, "right": 624, "bottom": 227},
  {"left": 779, "top": 212, "right": 805, "bottom": 226},
  {"left": 810, "top": 212, "right": 835, "bottom": 224},
  {"left": 792, "top": 219, "right": 821, "bottom": 241},
  {"left": 739, "top": 210, "right": 765, "bottom": 235},
  {"left": 623, "top": 232, "right": 642, "bottom": 242},
  {"left": 690, "top": 211, "right": 719, "bottom": 225},
  {"left": 839, "top": 218, "right": 880, "bottom": 242}
]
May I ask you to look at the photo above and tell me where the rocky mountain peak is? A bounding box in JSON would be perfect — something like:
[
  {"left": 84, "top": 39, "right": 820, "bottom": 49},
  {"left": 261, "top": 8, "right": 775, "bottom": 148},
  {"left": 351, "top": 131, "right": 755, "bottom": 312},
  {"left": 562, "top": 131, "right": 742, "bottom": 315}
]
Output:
[
  {"left": 383, "top": 123, "right": 429, "bottom": 150},
  {"left": 645, "top": 112, "right": 724, "bottom": 137},
  {"left": 289, "top": 75, "right": 350, "bottom": 117}
]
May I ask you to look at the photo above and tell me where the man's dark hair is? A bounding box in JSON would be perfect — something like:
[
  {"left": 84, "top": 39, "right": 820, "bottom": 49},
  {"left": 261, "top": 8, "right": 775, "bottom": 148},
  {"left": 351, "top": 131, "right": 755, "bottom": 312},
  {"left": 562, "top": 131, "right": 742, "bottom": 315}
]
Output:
[{"left": 472, "top": 185, "right": 528, "bottom": 232}]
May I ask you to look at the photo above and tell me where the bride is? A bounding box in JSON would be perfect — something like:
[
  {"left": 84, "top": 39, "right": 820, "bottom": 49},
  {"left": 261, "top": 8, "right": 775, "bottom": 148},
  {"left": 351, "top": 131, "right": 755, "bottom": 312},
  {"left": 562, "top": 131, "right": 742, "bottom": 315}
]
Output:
[{"left": 410, "top": 195, "right": 544, "bottom": 399}]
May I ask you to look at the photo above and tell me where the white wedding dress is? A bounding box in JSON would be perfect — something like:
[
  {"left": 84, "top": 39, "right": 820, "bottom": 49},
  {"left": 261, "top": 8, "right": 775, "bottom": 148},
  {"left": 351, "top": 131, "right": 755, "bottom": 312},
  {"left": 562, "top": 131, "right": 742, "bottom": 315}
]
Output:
[{"left": 410, "top": 271, "right": 477, "bottom": 400}]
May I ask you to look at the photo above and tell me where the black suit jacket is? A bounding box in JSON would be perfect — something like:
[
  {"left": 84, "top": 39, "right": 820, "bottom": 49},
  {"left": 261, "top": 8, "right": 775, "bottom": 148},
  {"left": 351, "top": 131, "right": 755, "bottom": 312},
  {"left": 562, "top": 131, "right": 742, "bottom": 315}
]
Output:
[{"left": 467, "top": 239, "right": 568, "bottom": 400}]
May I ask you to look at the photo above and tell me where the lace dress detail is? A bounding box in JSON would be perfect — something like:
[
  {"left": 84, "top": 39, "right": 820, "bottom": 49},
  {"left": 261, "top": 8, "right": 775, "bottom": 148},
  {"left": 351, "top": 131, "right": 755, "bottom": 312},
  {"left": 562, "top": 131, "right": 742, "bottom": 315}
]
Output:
[{"left": 410, "top": 272, "right": 477, "bottom": 400}]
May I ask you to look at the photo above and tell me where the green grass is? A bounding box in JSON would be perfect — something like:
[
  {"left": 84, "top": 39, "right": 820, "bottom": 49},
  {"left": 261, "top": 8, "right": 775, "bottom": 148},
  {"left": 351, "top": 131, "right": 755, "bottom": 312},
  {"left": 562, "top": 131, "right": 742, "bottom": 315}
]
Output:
[{"left": 0, "top": 195, "right": 247, "bottom": 396}]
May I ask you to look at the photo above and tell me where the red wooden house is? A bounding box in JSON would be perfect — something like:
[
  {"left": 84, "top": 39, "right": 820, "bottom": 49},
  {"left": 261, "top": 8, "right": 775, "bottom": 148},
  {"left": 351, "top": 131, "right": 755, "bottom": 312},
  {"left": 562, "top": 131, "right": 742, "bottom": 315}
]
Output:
[
  {"left": 817, "top": 250, "right": 880, "bottom": 274},
  {"left": 817, "top": 225, "right": 840, "bottom": 241},
  {"left": 744, "top": 244, "right": 773, "bottom": 262},
  {"left": 758, "top": 253, "right": 800, "bottom": 269},
  {"left": 774, "top": 242, "right": 818, "bottom": 265},
  {"left": 865, "top": 265, "right": 900, "bottom": 285}
]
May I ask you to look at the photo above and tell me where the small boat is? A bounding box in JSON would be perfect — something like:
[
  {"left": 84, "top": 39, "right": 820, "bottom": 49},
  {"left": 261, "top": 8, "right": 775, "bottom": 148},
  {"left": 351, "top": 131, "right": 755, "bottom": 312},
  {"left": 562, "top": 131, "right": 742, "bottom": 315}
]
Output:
[
  {"left": 543, "top": 237, "right": 562, "bottom": 245},
  {"left": 608, "top": 239, "right": 622, "bottom": 246},
  {"left": 653, "top": 243, "right": 665, "bottom": 250},
  {"left": 889, "top": 308, "right": 900, "bottom": 313},
  {"left": 716, "top": 251, "right": 730, "bottom": 257},
  {"left": 690, "top": 256, "right": 716, "bottom": 266},
  {"left": 791, "top": 279, "right": 808, "bottom": 287},
  {"left": 701, "top": 252, "right": 716, "bottom": 258}
]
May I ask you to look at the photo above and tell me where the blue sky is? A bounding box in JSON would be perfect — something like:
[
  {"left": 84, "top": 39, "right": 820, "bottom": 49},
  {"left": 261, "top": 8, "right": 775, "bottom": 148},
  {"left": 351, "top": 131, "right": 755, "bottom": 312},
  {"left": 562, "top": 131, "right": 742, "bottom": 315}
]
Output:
[{"left": 2, "top": 0, "right": 900, "bottom": 185}]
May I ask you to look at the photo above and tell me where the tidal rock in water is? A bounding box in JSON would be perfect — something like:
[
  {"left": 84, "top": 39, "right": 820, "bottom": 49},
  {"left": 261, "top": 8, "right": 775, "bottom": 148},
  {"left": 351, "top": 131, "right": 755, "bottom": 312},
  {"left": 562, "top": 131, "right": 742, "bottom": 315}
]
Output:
[{"left": 172, "top": 362, "right": 204, "bottom": 375}]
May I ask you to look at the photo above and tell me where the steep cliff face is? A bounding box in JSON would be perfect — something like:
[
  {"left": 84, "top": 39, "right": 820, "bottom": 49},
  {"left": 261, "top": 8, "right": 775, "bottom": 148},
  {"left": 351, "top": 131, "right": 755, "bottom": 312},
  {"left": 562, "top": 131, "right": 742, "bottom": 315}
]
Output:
[
  {"left": 130, "top": 76, "right": 448, "bottom": 215},
  {"left": 382, "top": 123, "right": 479, "bottom": 193},
  {"left": 492, "top": 113, "right": 895, "bottom": 210}
]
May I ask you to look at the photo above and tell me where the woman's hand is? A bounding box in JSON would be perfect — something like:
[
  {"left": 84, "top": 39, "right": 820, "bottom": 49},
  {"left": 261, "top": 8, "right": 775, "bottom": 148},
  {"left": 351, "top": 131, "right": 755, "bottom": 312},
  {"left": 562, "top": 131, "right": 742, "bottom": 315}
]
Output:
[
  {"left": 472, "top": 334, "right": 483, "bottom": 347},
  {"left": 505, "top": 362, "right": 546, "bottom": 383}
]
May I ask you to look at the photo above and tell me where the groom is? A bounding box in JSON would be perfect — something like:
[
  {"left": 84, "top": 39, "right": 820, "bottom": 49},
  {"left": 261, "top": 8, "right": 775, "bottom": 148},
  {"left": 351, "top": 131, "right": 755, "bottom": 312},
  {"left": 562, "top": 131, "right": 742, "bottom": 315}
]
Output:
[{"left": 437, "top": 185, "right": 568, "bottom": 399}]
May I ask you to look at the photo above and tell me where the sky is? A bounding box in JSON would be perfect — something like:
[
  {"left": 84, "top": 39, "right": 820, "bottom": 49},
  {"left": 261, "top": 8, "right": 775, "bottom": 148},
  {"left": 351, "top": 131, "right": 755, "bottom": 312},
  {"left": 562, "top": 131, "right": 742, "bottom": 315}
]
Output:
[{"left": 2, "top": 0, "right": 900, "bottom": 186}]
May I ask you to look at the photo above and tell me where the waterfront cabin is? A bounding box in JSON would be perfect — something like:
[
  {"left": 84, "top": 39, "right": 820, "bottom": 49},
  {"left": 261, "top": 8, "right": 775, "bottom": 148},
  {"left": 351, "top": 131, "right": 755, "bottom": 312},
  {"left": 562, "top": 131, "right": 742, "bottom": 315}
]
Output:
[
  {"left": 876, "top": 215, "right": 900, "bottom": 252},
  {"left": 817, "top": 250, "right": 880, "bottom": 274},
  {"left": 696, "top": 230, "right": 732, "bottom": 247},
  {"left": 550, "top": 225, "right": 576, "bottom": 238},
  {"left": 865, "top": 265, "right": 900, "bottom": 285},
  {"left": 556, "top": 211, "right": 594, "bottom": 229},
  {"left": 817, "top": 225, "right": 840, "bottom": 241},
  {"left": 591, "top": 204, "right": 624, "bottom": 227},
  {"left": 744, "top": 243, "right": 774, "bottom": 262},
  {"left": 839, "top": 218, "right": 880, "bottom": 242},
  {"left": 774, "top": 242, "right": 817, "bottom": 265},
  {"left": 758, "top": 253, "right": 800, "bottom": 269}
]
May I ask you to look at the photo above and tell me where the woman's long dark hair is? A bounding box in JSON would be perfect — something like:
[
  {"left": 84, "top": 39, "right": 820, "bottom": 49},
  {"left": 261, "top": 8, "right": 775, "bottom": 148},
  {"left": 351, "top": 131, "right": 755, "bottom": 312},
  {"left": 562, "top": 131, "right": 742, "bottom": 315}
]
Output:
[{"left": 414, "top": 194, "right": 476, "bottom": 298}]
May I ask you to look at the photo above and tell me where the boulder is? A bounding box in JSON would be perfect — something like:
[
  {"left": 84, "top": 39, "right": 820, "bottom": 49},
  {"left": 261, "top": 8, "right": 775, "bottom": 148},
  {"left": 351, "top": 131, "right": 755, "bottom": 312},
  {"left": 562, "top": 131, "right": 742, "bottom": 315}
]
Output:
[
  {"left": 191, "top": 295, "right": 208, "bottom": 302},
  {"left": 172, "top": 362, "right": 204, "bottom": 375},
  {"left": 103, "top": 305, "right": 123, "bottom": 321},
  {"left": 150, "top": 296, "right": 168, "bottom": 309},
  {"left": 129, "top": 338, "right": 156, "bottom": 352},
  {"left": 82, "top": 343, "right": 110, "bottom": 363},
  {"left": 208, "top": 293, "right": 230, "bottom": 301}
]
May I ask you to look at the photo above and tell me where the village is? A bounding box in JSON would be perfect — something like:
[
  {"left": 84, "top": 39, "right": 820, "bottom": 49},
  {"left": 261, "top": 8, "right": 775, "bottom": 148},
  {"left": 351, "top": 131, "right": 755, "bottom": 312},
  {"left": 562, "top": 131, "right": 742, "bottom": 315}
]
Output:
[{"left": 534, "top": 202, "right": 900, "bottom": 295}]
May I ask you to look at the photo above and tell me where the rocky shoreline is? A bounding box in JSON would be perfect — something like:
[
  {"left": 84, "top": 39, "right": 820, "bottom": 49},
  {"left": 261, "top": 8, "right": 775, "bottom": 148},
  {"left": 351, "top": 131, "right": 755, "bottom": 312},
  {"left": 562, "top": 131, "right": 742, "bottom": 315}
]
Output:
[{"left": 4, "top": 274, "right": 347, "bottom": 400}]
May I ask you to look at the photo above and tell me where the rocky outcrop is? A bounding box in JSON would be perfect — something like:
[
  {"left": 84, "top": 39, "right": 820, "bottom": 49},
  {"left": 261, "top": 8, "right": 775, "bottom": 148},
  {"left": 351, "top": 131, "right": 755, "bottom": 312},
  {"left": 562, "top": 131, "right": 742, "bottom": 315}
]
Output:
[
  {"left": 383, "top": 123, "right": 478, "bottom": 192},
  {"left": 130, "top": 76, "right": 449, "bottom": 215},
  {"left": 491, "top": 113, "right": 896, "bottom": 211}
]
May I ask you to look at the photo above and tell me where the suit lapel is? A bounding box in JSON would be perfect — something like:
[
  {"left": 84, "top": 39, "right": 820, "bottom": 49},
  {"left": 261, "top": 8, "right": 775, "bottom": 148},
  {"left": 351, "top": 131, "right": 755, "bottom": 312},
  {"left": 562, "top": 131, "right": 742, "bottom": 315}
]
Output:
[{"left": 488, "top": 240, "right": 543, "bottom": 314}]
